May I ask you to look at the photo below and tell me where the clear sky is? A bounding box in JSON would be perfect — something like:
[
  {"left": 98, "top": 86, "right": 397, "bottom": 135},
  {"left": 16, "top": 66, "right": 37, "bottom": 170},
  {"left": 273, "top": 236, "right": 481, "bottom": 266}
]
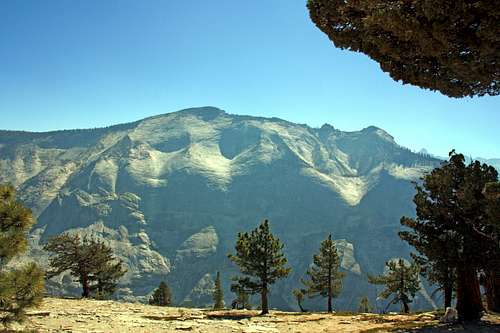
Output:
[{"left": 1, "top": 0, "right": 499, "bottom": 158}]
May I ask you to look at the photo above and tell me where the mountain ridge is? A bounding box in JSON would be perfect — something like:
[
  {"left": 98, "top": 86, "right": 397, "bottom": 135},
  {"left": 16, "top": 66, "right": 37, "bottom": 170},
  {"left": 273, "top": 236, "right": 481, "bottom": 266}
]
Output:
[{"left": 0, "top": 106, "right": 393, "bottom": 140}]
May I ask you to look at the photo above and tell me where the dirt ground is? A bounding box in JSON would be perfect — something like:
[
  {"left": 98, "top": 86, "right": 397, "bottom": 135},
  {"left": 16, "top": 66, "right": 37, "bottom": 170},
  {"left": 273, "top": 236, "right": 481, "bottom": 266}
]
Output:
[{"left": 7, "top": 298, "right": 500, "bottom": 333}]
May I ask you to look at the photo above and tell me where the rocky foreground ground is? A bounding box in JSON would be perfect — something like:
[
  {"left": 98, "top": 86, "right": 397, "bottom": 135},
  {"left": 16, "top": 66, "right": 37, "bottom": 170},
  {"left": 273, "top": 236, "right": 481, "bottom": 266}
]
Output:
[{"left": 8, "top": 298, "right": 500, "bottom": 333}]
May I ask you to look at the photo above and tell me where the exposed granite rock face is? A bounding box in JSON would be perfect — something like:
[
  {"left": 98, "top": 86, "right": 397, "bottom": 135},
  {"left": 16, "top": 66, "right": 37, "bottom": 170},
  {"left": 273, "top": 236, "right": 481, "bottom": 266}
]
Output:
[
  {"left": 181, "top": 273, "right": 216, "bottom": 307},
  {"left": 335, "top": 239, "right": 361, "bottom": 275},
  {"left": 176, "top": 226, "right": 219, "bottom": 260},
  {"left": 0, "top": 107, "right": 440, "bottom": 310}
]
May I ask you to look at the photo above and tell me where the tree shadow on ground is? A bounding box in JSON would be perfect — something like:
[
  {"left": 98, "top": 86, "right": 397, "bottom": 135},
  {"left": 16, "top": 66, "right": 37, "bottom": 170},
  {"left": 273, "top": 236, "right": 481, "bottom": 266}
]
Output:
[{"left": 205, "top": 313, "right": 254, "bottom": 320}]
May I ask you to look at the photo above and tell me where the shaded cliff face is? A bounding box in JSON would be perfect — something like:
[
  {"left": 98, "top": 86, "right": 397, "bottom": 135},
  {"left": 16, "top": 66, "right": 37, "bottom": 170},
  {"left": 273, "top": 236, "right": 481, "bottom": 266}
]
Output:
[{"left": 0, "top": 107, "right": 440, "bottom": 310}]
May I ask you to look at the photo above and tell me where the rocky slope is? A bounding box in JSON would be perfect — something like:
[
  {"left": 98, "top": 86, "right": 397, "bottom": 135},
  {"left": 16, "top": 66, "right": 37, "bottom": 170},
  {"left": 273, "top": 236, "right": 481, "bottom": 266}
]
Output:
[{"left": 0, "top": 107, "right": 441, "bottom": 311}]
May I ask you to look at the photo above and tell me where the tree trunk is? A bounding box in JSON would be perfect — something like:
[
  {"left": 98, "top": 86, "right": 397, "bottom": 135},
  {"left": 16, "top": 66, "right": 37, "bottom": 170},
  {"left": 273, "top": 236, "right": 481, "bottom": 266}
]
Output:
[
  {"left": 261, "top": 284, "right": 269, "bottom": 315},
  {"left": 81, "top": 274, "right": 90, "bottom": 298},
  {"left": 444, "top": 284, "right": 453, "bottom": 309},
  {"left": 327, "top": 263, "right": 332, "bottom": 313},
  {"left": 456, "top": 266, "right": 484, "bottom": 321},
  {"left": 485, "top": 268, "right": 500, "bottom": 313},
  {"left": 298, "top": 301, "right": 305, "bottom": 313},
  {"left": 402, "top": 301, "right": 410, "bottom": 314},
  {"left": 261, "top": 239, "right": 269, "bottom": 315}
]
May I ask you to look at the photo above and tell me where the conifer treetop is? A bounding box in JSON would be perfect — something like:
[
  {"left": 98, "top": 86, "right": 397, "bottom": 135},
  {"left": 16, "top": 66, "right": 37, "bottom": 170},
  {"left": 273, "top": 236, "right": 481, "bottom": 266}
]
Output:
[
  {"left": 228, "top": 219, "right": 291, "bottom": 314},
  {"left": 368, "top": 259, "right": 420, "bottom": 313},
  {"left": 228, "top": 220, "right": 291, "bottom": 293}
]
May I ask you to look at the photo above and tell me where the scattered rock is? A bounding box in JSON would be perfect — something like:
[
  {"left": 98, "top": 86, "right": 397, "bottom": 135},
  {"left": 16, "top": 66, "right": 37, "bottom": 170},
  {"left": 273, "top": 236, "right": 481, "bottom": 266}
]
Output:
[{"left": 440, "top": 307, "right": 458, "bottom": 323}]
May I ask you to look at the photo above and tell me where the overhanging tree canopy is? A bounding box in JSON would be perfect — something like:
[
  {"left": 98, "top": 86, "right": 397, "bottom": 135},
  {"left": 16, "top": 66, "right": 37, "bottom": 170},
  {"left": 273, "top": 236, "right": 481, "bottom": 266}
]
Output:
[{"left": 307, "top": 0, "right": 500, "bottom": 98}]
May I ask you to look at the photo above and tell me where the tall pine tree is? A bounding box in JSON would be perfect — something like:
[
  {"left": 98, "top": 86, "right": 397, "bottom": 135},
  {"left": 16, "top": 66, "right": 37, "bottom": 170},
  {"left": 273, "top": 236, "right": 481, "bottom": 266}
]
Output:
[
  {"left": 301, "top": 234, "right": 345, "bottom": 313},
  {"left": 483, "top": 181, "right": 500, "bottom": 312},
  {"left": 0, "top": 184, "right": 45, "bottom": 325},
  {"left": 400, "top": 152, "right": 498, "bottom": 320},
  {"left": 228, "top": 220, "right": 291, "bottom": 314},
  {"left": 213, "top": 271, "right": 224, "bottom": 310},
  {"left": 456, "top": 159, "right": 497, "bottom": 318},
  {"left": 368, "top": 259, "right": 420, "bottom": 314}
]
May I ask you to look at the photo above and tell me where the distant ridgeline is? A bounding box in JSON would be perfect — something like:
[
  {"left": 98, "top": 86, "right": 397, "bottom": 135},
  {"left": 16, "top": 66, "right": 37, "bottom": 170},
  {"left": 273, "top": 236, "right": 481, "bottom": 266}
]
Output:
[{"left": 0, "top": 107, "right": 442, "bottom": 311}]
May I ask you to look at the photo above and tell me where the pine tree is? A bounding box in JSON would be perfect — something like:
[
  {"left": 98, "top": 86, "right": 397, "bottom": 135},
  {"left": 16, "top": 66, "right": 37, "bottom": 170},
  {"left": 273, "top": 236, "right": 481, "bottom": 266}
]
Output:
[
  {"left": 484, "top": 182, "right": 500, "bottom": 238},
  {"left": 358, "top": 296, "right": 372, "bottom": 313},
  {"left": 301, "top": 234, "right": 345, "bottom": 313},
  {"left": 482, "top": 181, "right": 500, "bottom": 312},
  {"left": 89, "top": 239, "right": 127, "bottom": 299},
  {"left": 292, "top": 288, "right": 307, "bottom": 312},
  {"left": 420, "top": 257, "right": 455, "bottom": 310},
  {"left": 368, "top": 259, "right": 420, "bottom": 314},
  {"left": 44, "top": 234, "right": 92, "bottom": 298},
  {"left": 149, "top": 281, "right": 172, "bottom": 306},
  {"left": 92, "top": 261, "right": 127, "bottom": 299},
  {"left": 44, "top": 233, "right": 126, "bottom": 298},
  {"left": 0, "top": 184, "right": 45, "bottom": 325},
  {"left": 228, "top": 219, "right": 291, "bottom": 314},
  {"left": 458, "top": 159, "right": 498, "bottom": 318},
  {"left": 212, "top": 271, "right": 224, "bottom": 310},
  {"left": 400, "top": 151, "right": 498, "bottom": 320},
  {"left": 400, "top": 215, "right": 456, "bottom": 309},
  {"left": 230, "top": 284, "right": 251, "bottom": 310}
]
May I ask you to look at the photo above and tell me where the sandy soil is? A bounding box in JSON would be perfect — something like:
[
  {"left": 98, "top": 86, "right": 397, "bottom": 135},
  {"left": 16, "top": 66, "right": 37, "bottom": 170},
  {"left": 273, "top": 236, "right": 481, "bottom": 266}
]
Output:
[{"left": 7, "top": 298, "right": 500, "bottom": 333}]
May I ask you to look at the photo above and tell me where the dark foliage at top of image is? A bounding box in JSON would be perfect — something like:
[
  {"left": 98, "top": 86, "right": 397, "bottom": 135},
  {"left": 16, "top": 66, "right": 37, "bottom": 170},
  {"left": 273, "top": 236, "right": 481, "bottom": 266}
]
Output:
[{"left": 307, "top": 0, "right": 500, "bottom": 98}]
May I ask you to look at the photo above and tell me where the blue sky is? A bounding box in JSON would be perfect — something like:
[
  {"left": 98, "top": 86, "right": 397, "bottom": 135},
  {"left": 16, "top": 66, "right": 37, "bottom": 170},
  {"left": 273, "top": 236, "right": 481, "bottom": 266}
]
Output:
[{"left": 1, "top": 0, "right": 499, "bottom": 158}]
